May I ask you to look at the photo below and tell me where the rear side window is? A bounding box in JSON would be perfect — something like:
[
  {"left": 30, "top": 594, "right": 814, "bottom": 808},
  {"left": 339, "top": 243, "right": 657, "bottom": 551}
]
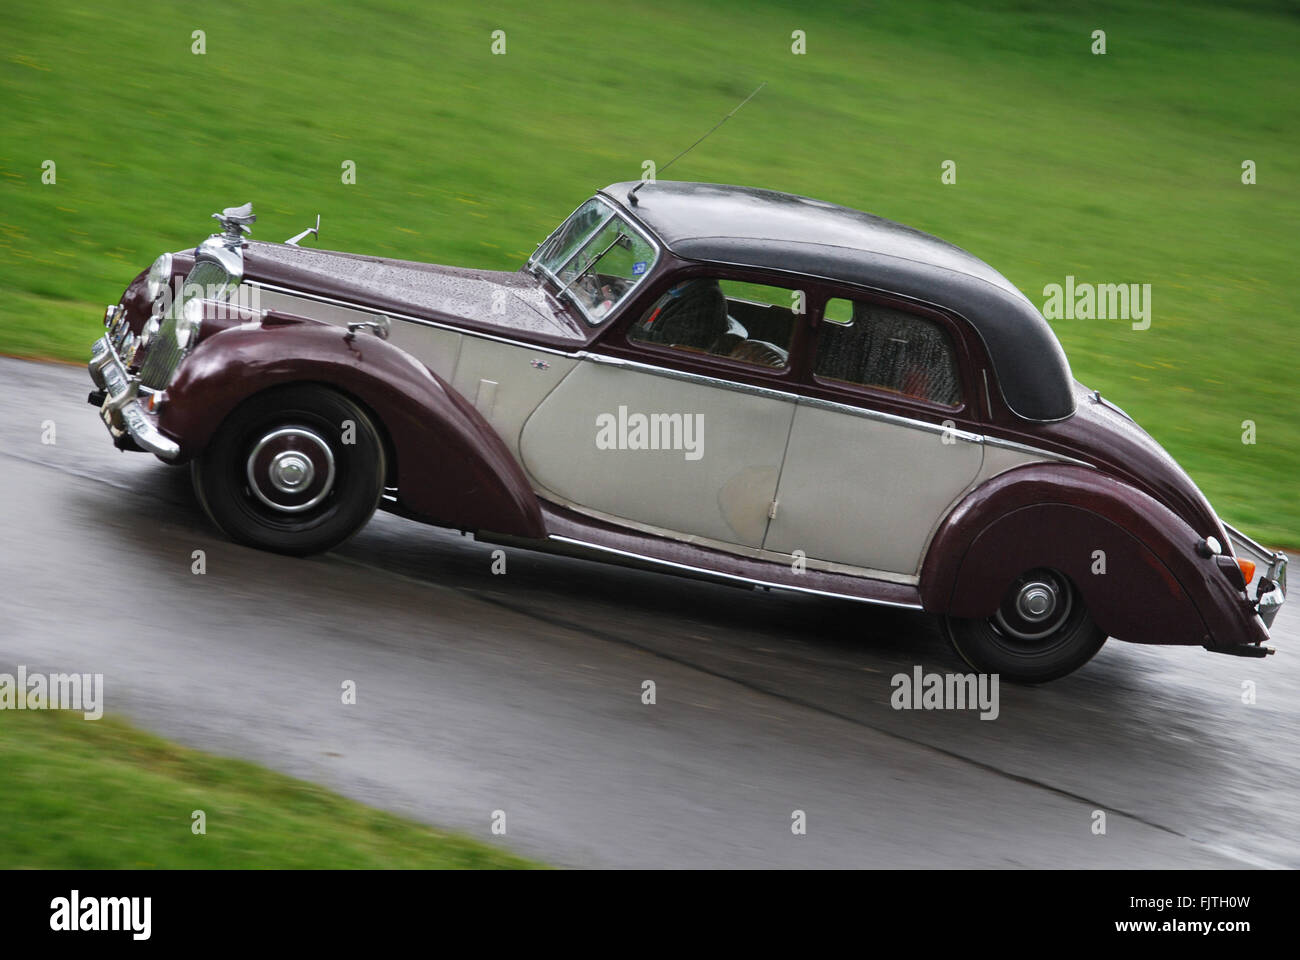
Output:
[{"left": 815, "top": 298, "right": 961, "bottom": 406}]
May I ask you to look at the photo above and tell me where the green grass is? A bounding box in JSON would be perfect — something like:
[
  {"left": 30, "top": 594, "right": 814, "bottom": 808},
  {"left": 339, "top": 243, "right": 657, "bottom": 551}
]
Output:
[
  {"left": 0, "top": 709, "right": 540, "bottom": 868},
  {"left": 1, "top": 0, "right": 1296, "bottom": 544}
]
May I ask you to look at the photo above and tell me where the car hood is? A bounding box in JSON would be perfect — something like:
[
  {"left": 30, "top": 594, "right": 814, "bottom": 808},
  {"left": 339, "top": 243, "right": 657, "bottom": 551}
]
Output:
[
  {"left": 238, "top": 242, "right": 586, "bottom": 345},
  {"left": 1037, "top": 380, "right": 1232, "bottom": 550}
]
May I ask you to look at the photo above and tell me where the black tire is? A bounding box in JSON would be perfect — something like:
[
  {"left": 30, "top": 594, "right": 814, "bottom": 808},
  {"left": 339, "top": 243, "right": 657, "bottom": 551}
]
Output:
[
  {"left": 943, "top": 568, "right": 1107, "bottom": 684},
  {"left": 191, "top": 384, "right": 386, "bottom": 556}
]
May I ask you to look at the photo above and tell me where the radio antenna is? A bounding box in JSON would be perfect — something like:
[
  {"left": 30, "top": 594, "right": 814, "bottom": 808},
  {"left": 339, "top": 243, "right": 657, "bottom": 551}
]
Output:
[{"left": 628, "top": 82, "right": 767, "bottom": 204}]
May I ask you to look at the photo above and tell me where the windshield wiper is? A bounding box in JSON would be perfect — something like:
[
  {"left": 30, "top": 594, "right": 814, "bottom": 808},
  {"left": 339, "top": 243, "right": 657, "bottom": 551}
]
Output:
[{"left": 554, "top": 233, "right": 630, "bottom": 302}]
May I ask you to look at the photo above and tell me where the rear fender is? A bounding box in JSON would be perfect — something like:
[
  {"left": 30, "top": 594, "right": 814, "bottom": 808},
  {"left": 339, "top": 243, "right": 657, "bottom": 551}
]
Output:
[
  {"left": 920, "top": 464, "right": 1265, "bottom": 649},
  {"left": 160, "top": 320, "right": 545, "bottom": 538}
]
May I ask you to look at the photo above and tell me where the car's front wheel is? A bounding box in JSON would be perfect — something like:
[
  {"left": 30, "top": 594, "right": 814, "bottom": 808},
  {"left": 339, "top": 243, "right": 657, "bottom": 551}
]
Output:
[
  {"left": 942, "top": 568, "right": 1106, "bottom": 683},
  {"left": 191, "top": 384, "right": 386, "bottom": 556}
]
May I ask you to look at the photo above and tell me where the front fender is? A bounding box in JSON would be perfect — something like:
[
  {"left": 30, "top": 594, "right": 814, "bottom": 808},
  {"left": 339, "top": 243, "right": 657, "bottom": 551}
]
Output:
[
  {"left": 920, "top": 464, "right": 1267, "bottom": 650},
  {"left": 160, "top": 321, "right": 545, "bottom": 539}
]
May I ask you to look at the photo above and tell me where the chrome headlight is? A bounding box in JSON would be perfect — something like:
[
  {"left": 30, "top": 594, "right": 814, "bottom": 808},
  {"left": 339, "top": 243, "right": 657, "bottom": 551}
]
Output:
[
  {"left": 146, "top": 253, "right": 173, "bottom": 303},
  {"left": 121, "top": 331, "right": 139, "bottom": 366}
]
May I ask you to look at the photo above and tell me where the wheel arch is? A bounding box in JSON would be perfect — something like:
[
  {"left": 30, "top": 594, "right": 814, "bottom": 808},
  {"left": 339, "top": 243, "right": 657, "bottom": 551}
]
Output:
[
  {"left": 920, "top": 463, "right": 1259, "bottom": 648},
  {"left": 161, "top": 322, "right": 546, "bottom": 538}
]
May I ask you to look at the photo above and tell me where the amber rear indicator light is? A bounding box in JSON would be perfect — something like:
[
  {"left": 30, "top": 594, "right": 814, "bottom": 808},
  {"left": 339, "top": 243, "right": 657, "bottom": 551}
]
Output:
[{"left": 1237, "top": 558, "right": 1256, "bottom": 584}]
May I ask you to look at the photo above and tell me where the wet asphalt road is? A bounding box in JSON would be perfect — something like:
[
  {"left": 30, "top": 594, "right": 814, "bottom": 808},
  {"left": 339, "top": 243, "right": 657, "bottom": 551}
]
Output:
[{"left": 0, "top": 355, "right": 1296, "bottom": 868}]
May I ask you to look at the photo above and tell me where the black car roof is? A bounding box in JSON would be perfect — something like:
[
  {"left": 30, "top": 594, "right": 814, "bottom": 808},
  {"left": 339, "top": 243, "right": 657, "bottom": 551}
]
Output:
[{"left": 599, "top": 180, "right": 1075, "bottom": 422}]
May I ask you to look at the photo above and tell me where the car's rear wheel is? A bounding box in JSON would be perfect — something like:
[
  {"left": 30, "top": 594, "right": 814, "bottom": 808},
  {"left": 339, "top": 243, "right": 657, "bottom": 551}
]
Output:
[
  {"left": 191, "top": 384, "right": 386, "bottom": 556},
  {"left": 942, "top": 568, "right": 1106, "bottom": 683}
]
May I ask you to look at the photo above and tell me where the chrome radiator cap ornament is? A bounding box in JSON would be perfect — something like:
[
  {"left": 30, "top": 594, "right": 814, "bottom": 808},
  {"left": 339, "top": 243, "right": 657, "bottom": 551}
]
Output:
[{"left": 212, "top": 203, "right": 256, "bottom": 244}]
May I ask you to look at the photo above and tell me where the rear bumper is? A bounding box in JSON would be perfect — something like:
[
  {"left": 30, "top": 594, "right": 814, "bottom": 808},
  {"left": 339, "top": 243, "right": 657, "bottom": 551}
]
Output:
[
  {"left": 88, "top": 335, "right": 180, "bottom": 460},
  {"left": 1225, "top": 523, "right": 1288, "bottom": 630}
]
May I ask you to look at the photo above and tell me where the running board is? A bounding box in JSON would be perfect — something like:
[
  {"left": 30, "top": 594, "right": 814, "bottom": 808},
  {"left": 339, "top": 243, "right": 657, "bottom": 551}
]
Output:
[{"left": 545, "top": 534, "right": 922, "bottom": 608}]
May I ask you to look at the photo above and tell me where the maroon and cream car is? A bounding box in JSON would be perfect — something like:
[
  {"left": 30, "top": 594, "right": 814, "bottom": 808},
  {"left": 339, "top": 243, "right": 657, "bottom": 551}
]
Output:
[{"left": 87, "top": 183, "right": 1287, "bottom": 682}]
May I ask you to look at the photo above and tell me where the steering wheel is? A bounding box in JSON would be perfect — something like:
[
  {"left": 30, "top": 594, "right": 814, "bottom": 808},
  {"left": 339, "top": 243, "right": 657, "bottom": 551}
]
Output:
[{"left": 728, "top": 340, "right": 787, "bottom": 368}]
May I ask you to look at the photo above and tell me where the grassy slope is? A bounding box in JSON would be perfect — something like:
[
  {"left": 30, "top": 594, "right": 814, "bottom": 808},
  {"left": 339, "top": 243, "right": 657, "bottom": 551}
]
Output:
[
  {"left": 0, "top": 709, "right": 539, "bottom": 868},
  {"left": 0, "top": 0, "right": 1296, "bottom": 543}
]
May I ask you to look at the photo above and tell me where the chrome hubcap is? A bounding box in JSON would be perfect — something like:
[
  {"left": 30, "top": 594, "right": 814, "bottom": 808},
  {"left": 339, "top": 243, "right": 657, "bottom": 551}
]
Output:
[
  {"left": 246, "top": 427, "right": 335, "bottom": 513},
  {"left": 992, "top": 570, "right": 1073, "bottom": 642},
  {"left": 268, "top": 451, "right": 315, "bottom": 493},
  {"left": 1016, "top": 581, "right": 1058, "bottom": 622}
]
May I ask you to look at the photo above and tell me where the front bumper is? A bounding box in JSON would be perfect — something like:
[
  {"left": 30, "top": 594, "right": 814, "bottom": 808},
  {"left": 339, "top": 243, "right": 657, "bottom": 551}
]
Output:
[
  {"left": 88, "top": 335, "right": 180, "bottom": 460},
  {"left": 1225, "top": 523, "right": 1288, "bottom": 630}
]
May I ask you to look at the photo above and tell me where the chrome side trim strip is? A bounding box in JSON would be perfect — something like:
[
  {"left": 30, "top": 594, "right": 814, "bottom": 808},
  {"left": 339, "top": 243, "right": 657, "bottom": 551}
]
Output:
[
  {"left": 547, "top": 534, "right": 925, "bottom": 609},
  {"left": 577, "top": 352, "right": 808, "bottom": 404},
  {"left": 577, "top": 351, "right": 1093, "bottom": 461},
  {"left": 577, "top": 352, "right": 983, "bottom": 441},
  {"left": 979, "top": 435, "right": 1094, "bottom": 468},
  {"left": 798, "top": 393, "right": 983, "bottom": 442},
  {"left": 242, "top": 280, "right": 580, "bottom": 357},
  {"left": 580, "top": 352, "right": 627, "bottom": 368},
  {"left": 539, "top": 493, "right": 920, "bottom": 582}
]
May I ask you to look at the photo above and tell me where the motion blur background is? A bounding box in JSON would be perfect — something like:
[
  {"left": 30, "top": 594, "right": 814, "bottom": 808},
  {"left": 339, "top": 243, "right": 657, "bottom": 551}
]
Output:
[{"left": 2, "top": 0, "right": 1297, "bottom": 545}]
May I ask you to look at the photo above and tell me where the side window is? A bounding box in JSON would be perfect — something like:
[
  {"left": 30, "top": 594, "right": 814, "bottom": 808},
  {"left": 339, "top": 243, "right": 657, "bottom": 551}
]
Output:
[
  {"left": 629, "top": 278, "right": 799, "bottom": 369},
  {"left": 815, "top": 298, "right": 962, "bottom": 406}
]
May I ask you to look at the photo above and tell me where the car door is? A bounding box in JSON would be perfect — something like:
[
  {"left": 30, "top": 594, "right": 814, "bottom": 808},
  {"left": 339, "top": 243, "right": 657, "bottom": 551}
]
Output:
[
  {"left": 762, "top": 295, "right": 983, "bottom": 576},
  {"left": 518, "top": 275, "right": 802, "bottom": 550}
]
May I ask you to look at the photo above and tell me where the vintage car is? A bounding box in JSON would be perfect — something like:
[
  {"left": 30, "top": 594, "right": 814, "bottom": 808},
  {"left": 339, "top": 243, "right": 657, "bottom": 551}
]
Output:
[{"left": 87, "top": 182, "right": 1287, "bottom": 682}]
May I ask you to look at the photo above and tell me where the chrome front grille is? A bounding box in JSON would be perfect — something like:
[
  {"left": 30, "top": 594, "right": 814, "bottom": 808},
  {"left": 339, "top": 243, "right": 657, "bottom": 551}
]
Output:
[
  {"left": 137, "top": 315, "right": 183, "bottom": 388},
  {"left": 184, "top": 260, "right": 231, "bottom": 300},
  {"left": 135, "top": 256, "right": 233, "bottom": 389}
]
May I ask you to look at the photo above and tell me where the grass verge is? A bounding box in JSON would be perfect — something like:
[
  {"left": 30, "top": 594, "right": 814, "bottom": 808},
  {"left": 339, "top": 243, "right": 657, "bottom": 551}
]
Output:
[{"left": 0, "top": 709, "right": 541, "bottom": 869}]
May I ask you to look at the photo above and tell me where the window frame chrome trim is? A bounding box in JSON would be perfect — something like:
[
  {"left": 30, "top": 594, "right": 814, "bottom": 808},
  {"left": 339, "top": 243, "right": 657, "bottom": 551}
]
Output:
[
  {"left": 551, "top": 208, "right": 616, "bottom": 279},
  {"left": 528, "top": 196, "right": 613, "bottom": 272},
  {"left": 548, "top": 204, "right": 663, "bottom": 327},
  {"left": 577, "top": 351, "right": 800, "bottom": 403}
]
